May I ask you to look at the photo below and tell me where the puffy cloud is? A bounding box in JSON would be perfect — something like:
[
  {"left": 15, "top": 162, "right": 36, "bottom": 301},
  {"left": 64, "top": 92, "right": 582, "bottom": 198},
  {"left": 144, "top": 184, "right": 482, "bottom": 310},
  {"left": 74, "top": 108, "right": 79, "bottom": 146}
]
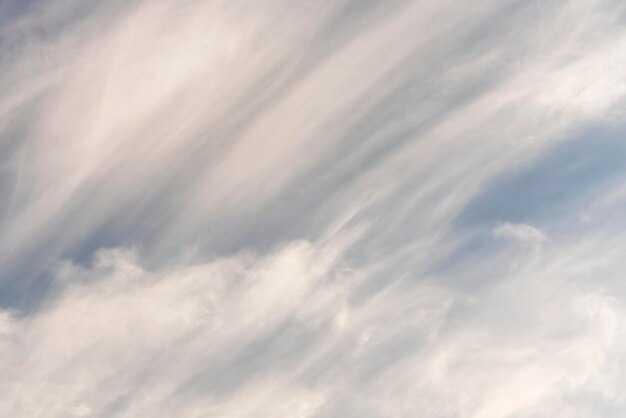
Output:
[{"left": 2, "top": 227, "right": 626, "bottom": 417}]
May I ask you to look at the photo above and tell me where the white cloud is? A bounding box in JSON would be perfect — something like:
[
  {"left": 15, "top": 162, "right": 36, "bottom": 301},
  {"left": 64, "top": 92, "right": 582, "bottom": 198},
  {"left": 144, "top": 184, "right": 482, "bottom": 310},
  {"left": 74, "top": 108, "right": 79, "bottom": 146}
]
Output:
[
  {"left": 0, "top": 239, "right": 344, "bottom": 417},
  {"left": 2, "top": 0, "right": 626, "bottom": 417},
  {"left": 2, "top": 226, "right": 626, "bottom": 417},
  {"left": 493, "top": 222, "right": 548, "bottom": 244}
]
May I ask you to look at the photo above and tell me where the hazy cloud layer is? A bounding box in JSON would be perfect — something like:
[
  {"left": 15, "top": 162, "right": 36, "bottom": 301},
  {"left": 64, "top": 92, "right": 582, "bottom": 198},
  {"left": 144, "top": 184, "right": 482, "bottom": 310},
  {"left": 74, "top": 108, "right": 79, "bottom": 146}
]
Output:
[{"left": 2, "top": 0, "right": 626, "bottom": 416}]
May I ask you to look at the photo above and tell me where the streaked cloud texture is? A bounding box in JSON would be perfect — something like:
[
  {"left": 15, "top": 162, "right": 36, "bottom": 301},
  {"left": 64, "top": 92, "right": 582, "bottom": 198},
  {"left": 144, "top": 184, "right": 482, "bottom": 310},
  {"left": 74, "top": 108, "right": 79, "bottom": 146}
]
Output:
[{"left": 2, "top": 0, "right": 626, "bottom": 416}]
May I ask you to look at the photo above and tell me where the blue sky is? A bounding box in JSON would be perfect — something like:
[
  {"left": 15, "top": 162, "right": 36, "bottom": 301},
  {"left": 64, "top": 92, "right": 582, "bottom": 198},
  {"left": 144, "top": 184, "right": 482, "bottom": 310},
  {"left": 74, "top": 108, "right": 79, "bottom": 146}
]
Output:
[{"left": 1, "top": 0, "right": 626, "bottom": 416}]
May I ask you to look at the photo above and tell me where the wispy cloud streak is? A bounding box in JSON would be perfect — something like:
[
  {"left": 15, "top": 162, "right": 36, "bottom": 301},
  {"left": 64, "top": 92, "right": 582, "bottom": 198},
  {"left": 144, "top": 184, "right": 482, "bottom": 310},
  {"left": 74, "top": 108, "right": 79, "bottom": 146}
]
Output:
[{"left": 1, "top": 0, "right": 626, "bottom": 416}]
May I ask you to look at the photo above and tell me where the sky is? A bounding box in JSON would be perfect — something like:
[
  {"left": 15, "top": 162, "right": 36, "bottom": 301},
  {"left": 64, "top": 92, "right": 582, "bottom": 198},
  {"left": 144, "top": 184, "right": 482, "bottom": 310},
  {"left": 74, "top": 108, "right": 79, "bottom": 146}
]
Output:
[{"left": 1, "top": 0, "right": 626, "bottom": 416}]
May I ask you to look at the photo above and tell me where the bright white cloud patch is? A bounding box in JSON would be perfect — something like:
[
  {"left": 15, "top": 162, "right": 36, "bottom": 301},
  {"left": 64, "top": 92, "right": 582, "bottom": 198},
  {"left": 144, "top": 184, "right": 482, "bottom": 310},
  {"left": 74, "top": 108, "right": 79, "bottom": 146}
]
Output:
[
  {"left": 2, "top": 0, "right": 626, "bottom": 417},
  {"left": 493, "top": 223, "right": 547, "bottom": 242}
]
